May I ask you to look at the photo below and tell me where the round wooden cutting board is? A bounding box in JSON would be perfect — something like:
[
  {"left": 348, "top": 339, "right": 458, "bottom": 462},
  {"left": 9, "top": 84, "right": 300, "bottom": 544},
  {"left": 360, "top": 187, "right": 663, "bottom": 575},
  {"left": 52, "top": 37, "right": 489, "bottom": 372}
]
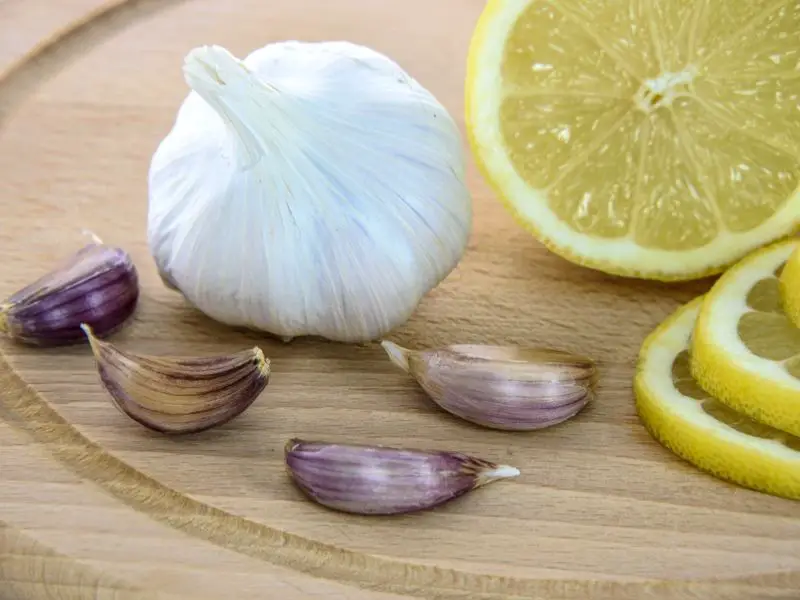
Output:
[{"left": 1, "top": 0, "right": 799, "bottom": 598}]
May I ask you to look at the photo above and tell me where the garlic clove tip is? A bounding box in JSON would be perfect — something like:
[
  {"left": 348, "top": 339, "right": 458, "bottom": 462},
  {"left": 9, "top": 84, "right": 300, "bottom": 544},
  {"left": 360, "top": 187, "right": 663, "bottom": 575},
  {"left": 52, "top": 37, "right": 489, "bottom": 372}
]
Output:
[
  {"left": 80, "top": 229, "right": 104, "bottom": 245},
  {"left": 252, "top": 346, "right": 271, "bottom": 378},
  {"left": 284, "top": 437, "right": 302, "bottom": 453},
  {"left": 380, "top": 340, "right": 412, "bottom": 373},
  {"left": 476, "top": 464, "right": 521, "bottom": 486},
  {"left": 80, "top": 322, "right": 104, "bottom": 350}
]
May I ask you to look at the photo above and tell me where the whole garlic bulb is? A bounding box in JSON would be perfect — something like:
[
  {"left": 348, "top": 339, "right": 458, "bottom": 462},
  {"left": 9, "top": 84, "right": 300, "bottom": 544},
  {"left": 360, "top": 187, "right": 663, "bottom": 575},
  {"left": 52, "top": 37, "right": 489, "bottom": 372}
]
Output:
[{"left": 147, "top": 42, "right": 471, "bottom": 342}]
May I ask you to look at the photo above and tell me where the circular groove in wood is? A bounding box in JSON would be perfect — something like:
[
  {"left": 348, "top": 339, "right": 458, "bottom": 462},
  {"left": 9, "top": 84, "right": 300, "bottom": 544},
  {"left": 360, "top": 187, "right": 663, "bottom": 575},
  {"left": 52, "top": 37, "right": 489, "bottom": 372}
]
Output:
[
  {"left": 6, "top": 357, "right": 780, "bottom": 600},
  {"left": 0, "top": 1, "right": 798, "bottom": 598},
  {"left": 0, "top": 520, "right": 185, "bottom": 600},
  {"left": 0, "top": 0, "right": 190, "bottom": 118}
]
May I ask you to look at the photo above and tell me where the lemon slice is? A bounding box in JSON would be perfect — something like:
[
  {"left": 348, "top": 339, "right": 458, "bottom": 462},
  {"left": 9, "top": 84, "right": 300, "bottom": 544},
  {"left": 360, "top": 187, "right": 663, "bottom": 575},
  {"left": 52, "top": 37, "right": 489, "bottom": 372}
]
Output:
[
  {"left": 691, "top": 239, "right": 800, "bottom": 437},
  {"left": 465, "top": 0, "right": 800, "bottom": 280},
  {"left": 635, "top": 297, "right": 800, "bottom": 499},
  {"left": 779, "top": 245, "right": 800, "bottom": 328}
]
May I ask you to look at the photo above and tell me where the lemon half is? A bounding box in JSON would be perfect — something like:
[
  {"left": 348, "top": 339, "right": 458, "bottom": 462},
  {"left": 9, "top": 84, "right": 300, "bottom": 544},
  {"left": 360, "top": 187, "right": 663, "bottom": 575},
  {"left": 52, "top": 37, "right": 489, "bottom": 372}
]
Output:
[
  {"left": 635, "top": 297, "right": 800, "bottom": 500},
  {"left": 691, "top": 239, "right": 800, "bottom": 436},
  {"left": 466, "top": 0, "right": 800, "bottom": 280}
]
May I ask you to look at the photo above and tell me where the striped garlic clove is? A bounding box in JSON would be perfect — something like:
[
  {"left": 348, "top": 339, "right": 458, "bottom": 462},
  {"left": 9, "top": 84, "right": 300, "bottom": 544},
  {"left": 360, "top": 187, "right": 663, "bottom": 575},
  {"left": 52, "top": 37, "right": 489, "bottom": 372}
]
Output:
[
  {"left": 381, "top": 341, "right": 596, "bottom": 431},
  {"left": 284, "top": 439, "right": 520, "bottom": 515},
  {"left": 82, "top": 324, "right": 270, "bottom": 434},
  {"left": 0, "top": 241, "right": 139, "bottom": 346}
]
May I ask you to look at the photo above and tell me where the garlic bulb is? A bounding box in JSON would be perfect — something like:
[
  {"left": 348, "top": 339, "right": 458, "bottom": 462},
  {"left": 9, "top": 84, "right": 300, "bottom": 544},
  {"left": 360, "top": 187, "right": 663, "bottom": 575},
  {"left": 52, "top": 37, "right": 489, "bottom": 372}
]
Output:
[{"left": 147, "top": 42, "right": 471, "bottom": 343}]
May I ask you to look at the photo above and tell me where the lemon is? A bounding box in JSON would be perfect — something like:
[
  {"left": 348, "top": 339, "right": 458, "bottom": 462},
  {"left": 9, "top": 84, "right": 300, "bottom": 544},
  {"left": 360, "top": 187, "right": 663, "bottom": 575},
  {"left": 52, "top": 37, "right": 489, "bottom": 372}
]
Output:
[
  {"left": 465, "top": 0, "right": 800, "bottom": 280},
  {"left": 691, "top": 239, "right": 800, "bottom": 437},
  {"left": 635, "top": 296, "right": 800, "bottom": 499},
  {"left": 779, "top": 244, "right": 800, "bottom": 328}
]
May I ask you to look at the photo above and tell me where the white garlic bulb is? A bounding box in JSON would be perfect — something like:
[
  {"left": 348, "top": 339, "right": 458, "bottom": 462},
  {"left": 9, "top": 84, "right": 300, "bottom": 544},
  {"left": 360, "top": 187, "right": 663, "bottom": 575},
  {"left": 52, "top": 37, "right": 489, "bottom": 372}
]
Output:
[{"left": 147, "top": 42, "right": 471, "bottom": 343}]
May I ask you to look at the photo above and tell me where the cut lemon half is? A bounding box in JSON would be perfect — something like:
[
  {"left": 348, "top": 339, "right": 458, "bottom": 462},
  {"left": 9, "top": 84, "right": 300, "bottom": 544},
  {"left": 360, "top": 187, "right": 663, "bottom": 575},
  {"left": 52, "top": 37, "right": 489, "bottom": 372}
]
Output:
[
  {"left": 691, "top": 239, "right": 800, "bottom": 437},
  {"left": 779, "top": 244, "right": 800, "bottom": 329},
  {"left": 635, "top": 297, "right": 800, "bottom": 500},
  {"left": 465, "top": 0, "right": 800, "bottom": 280}
]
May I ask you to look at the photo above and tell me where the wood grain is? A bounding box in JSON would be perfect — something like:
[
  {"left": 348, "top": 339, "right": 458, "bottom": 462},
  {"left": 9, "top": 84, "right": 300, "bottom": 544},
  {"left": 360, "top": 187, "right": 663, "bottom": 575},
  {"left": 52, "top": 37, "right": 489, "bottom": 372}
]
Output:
[{"left": 0, "top": 0, "right": 798, "bottom": 598}]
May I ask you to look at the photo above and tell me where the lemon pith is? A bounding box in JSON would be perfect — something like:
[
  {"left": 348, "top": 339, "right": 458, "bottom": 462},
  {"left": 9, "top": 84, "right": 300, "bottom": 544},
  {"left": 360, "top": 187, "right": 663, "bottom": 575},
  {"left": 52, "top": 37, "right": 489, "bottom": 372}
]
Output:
[
  {"left": 635, "top": 297, "right": 800, "bottom": 500},
  {"left": 779, "top": 245, "right": 800, "bottom": 329},
  {"left": 465, "top": 0, "right": 800, "bottom": 281},
  {"left": 691, "top": 239, "right": 800, "bottom": 437}
]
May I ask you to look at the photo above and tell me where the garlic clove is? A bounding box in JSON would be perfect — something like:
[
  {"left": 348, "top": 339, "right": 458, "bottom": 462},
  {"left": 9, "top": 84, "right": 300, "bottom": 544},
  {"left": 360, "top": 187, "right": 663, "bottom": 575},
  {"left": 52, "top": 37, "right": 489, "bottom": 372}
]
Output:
[
  {"left": 82, "top": 324, "right": 270, "bottom": 434},
  {"left": 0, "top": 242, "right": 139, "bottom": 347},
  {"left": 381, "top": 341, "right": 596, "bottom": 431},
  {"left": 284, "top": 438, "right": 520, "bottom": 515}
]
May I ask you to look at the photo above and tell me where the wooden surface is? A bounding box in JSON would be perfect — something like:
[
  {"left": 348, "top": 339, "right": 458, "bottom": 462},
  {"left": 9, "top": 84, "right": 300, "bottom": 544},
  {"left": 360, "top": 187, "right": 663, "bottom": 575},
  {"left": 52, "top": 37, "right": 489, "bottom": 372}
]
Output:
[{"left": 0, "top": 1, "right": 798, "bottom": 598}]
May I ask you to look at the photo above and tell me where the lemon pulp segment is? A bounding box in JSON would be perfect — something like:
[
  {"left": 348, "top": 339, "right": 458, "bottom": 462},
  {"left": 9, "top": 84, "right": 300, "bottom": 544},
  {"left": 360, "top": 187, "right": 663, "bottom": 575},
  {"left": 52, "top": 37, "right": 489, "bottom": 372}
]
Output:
[
  {"left": 692, "top": 239, "right": 800, "bottom": 436},
  {"left": 635, "top": 297, "right": 800, "bottom": 500},
  {"left": 466, "top": 0, "right": 800, "bottom": 279},
  {"left": 779, "top": 245, "right": 800, "bottom": 329}
]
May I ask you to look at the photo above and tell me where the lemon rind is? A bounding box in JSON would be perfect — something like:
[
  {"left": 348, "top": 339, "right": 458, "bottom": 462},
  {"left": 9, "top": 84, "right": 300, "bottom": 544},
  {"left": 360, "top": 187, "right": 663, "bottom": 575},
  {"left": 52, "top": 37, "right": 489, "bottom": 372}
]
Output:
[
  {"left": 635, "top": 297, "right": 800, "bottom": 500},
  {"left": 691, "top": 239, "right": 800, "bottom": 437},
  {"left": 465, "top": 0, "right": 800, "bottom": 281},
  {"left": 779, "top": 246, "right": 800, "bottom": 329}
]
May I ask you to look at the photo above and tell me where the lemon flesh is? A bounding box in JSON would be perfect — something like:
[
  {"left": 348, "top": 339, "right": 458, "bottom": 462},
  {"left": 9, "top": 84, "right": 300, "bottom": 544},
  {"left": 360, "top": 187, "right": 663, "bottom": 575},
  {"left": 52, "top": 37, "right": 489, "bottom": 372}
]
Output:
[
  {"left": 779, "top": 245, "right": 800, "bottom": 329},
  {"left": 466, "top": 0, "right": 800, "bottom": 280},
  {"left": 691, "top": 239, "right": 800, "bottom": 436},
  {"left": 635, "top": 297, "right": 800, "bottom": 500}
]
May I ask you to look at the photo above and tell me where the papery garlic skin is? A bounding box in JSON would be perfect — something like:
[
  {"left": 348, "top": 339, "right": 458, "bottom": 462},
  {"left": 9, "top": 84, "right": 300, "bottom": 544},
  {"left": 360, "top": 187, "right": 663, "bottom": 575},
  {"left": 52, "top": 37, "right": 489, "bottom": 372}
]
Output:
[
  {"left": 284, "top": 439, "right": 519, "bottom": 515},
  {"left": 0, "top": 243, "right": 139, "bottom": 346},
  {"left": 82, "top": 323, "right": 270, "bottom": 435},
  {"left": 147, "top": 42, "right": 472, "bottom": 343},
  {"left": 382, "top": 342, "right": 597, "bottom": 431}
]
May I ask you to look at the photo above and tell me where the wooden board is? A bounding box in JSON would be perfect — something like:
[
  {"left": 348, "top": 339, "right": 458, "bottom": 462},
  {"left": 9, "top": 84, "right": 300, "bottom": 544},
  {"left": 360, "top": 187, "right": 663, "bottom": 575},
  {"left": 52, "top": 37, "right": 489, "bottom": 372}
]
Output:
[{"left": 0, "top": 0, "right": 798, "bottom": 598}]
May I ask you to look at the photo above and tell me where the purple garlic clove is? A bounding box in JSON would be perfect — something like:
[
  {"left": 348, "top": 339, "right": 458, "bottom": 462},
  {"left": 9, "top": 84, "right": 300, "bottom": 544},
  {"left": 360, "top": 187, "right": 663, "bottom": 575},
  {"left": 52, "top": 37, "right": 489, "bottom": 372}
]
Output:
[
  {"left": 284, "top": 439, "right": 520, "bottom": 515},
  {"left": 0, "top": 242, "right": 139, "bottom": 346},
  {"left": 381, "top": 341, "right": 597, "bottom": 431},
  {"left": 82, "top": 324, "right": 270, "bottom": 435}
]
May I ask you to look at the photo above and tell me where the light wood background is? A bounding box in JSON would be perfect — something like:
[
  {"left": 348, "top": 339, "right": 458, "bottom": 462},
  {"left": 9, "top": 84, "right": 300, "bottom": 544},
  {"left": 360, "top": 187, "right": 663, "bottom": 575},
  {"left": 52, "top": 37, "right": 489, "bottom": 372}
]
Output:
[{"left": 0, "top": 0, "right": 798, "bottom": 599}]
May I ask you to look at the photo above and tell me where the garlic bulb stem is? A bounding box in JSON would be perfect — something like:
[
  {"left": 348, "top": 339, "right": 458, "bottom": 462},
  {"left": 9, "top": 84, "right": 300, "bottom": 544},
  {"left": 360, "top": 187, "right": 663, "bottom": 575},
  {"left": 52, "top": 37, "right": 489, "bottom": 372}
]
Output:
[{"left": 183, "top": 45, "right": 270, "bottom": 169}]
